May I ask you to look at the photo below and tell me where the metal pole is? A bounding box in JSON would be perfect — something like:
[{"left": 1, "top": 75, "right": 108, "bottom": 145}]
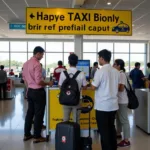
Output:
[{"left": 46, "top": 85, "right": 50, "bottom": 142}]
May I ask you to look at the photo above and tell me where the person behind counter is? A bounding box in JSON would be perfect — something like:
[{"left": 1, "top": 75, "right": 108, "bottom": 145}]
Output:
[
  {"left": 53, "top": 61, "right": 66, "bottom": 82},
  {"left": 23, "top": 46, "right": 53, "bottom": 143},
  {"left": 91, "top": 62, "right": 99, "bottom": 79},
  {"left": 91, "top": 49, "right": 120, "bottom": 150},
  {"left": 0, "top": 65, "right": 7, "bottom": 100},
  {"left": 9, "top": 69, "right": 14, "bottom": 76},
  {"left": 146, "top": 62, "right": 150, "bottom": 78},
  {"left": 113, "top": 59, "right": 131, "bottom": 147},
  {"left": 59, "top": 54, "right": 87, "bottom": 123},
  {"left": 130, "top": 62, "right": 145, "bottom": 89}
]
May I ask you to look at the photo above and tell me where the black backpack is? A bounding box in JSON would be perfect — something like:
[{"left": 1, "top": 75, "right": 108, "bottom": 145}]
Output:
[
  {"left": 59, "top": 71, "right": 81, "bottom": 106},
  {"left": 125, "top": 75, "right": 139, "bottom": 110}
]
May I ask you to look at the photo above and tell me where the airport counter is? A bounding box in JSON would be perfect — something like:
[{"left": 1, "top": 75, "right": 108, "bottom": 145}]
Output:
[
  {"left": 45, "top": 86, "right": 97, "bottom": 140},
  {"left": 135, "top": 89, "right": 150, "bottom": 134}
]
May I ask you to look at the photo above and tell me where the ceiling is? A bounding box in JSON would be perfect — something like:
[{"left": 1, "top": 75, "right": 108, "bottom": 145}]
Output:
[{"left": 0, "top": 0, "right": 150, "bottom": 40}]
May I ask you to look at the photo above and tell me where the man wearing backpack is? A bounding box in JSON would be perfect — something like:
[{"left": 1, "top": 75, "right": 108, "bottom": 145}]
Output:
[{"left": 59, "top": 54, "right": 87, "bottom": 123}]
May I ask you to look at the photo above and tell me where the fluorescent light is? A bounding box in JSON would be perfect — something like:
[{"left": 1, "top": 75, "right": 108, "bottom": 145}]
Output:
[{"left": 107, "top": 2, "right": 111, "bottom": 5}]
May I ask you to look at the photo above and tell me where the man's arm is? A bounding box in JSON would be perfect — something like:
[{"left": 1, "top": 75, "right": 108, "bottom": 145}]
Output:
[
  {"left": 35, "top": 64, "right": 53, "bottom": 87},
  {"left": 91, "top": 70, "right": 101, "bottom": 90}
]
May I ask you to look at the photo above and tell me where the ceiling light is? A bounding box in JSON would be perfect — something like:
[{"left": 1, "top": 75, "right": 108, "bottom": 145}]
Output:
[{"left": 107, "top": 2, "right": 111, "bottom": 5}]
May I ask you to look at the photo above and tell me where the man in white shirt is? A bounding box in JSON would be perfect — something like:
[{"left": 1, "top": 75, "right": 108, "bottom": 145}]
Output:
[
  {"left": 91, "top": 49, "right": 120, "bottom": 150},
  {"left": 59, "top": 54, "right": 87, "bottom": 123}
]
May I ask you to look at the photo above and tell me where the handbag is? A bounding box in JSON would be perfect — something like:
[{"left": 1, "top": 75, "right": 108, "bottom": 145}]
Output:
[{"left": 124, "top": 75, "right": 139, "bottom": 109}]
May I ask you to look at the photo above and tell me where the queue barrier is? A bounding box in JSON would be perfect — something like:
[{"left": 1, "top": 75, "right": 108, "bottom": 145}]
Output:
[{"left": 45, "top": 87, "right": 97, "bottom": 141}]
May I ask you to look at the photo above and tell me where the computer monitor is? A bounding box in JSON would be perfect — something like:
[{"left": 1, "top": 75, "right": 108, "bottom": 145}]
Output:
[{"left": 76, "top": 60, "right": 90, "bottom": 80}]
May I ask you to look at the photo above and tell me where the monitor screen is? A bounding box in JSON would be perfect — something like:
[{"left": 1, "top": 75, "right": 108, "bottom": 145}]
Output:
[{"left": 76, "top": 60, "right": 90, "bottom": 79}]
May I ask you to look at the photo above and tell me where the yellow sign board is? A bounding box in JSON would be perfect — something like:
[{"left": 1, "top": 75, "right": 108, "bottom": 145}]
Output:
[
  {"left": 49, "top": 89, "right": 97, "bottom": 130},
  {"left": 26, "top": 8, "right": 132, "bottom": 35}
]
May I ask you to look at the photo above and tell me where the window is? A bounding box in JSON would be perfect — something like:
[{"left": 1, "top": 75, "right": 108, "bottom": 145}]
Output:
[
  {"left": 28, "top": 42, "right": 45, "bottom": 52},
  {"left": 46, "top": 42, "right": 63, "bottom": 52},
  {"left": 130, "top": 54, "right": 145, "bottom": 72},
  {"left": 114, "top": 43, "right": 129, "bottom": 53},
  {"left": 64, "top": 42, "right": 74, "bottom": 52},
  {"left": 0, "top": 41, "right": 9, "bottom": 51},
  {"left": 83, "top": 53, "right": 96, "bottom": 66},
  {"left": 64, "top": 53, "right": 70, "bottom": 69},
  {"left": 130, "top": 43, "right": 145, "bottom": 53},
  {"left": 10, "top": 41, "right": 27, "bottom": 52},
  {"left": 10, "top": 53, "right": 27, "bottom": 76},
  {"left": 114, "top": 54, "right": 129, "bottom": 72},
  {"left": 0, "top": 53, "right": 9, "bottom": 73},
  {"left": 46, "top": 53, "right": 63, "bottom": 75},
  {"left": 83, "top": 42, "right": 97, "bottom": 52},
  {"left": 98, "top": 42, "right": 113, "bottom": 52}
]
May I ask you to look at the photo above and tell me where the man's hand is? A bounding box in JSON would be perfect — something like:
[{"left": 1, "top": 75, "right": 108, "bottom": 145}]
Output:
[{"left": 48, "top": 81, "right": 53, "bottom": 87}]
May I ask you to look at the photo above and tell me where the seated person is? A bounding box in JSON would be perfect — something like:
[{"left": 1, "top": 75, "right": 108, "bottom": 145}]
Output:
[{"left": 9, "top": 69, "right": 14, "bottom": 76}]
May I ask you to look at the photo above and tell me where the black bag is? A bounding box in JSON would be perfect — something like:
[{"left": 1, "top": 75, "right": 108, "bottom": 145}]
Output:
[
  {"left": 59, "top": 71, "right": 81, "bottom": 106},
  {"left": 125, "top": 75, "right": 139, "bottom": 109},
  {"left": 55, "top": 122, "right": 80, "bottom": 150}
]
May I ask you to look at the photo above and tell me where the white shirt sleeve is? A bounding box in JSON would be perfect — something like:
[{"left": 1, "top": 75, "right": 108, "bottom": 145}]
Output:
[
  {"left": 92, "top": 70, "right": 102, "bottom": 87},
  {"left": 81, "top": 72, "right": 87, "bottom": 87},
  {"left": 119, "top": 73, "right": 126, "bottom": 85},
  {"left": 58, "top": 72, "right": 65, "bottom": 86}
]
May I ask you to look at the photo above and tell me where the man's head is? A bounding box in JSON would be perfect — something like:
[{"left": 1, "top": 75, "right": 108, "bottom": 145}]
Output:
[
  {"left": 11, "top": 69, "right": 13, "bottom": 72},
  {"left": 147, "top": 63, "right": 150, "bottom": 68},
  {"left": 0, "top": 65, "right": 4, "bottom": 70},
  {"left": 98, "top": 49, "right": 111, "bottom": 66},
  {"left": 33, "top": 46, "right": 45, "bottom": 61},
  {"left": 135, "top": 62, "right": 140, "bottom": 69},
  {"left": 68, "top": 54, "right": 78, "bottom": 67},
  {"left": 58, "top": 61, "right": 63, "bottom": 66},
  {"left": 93, "top": 62, "right": 98, "bottom": 68}
]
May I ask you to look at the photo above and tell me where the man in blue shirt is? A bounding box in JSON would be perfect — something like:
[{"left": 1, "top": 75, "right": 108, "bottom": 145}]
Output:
[{"left": 130, "top": 62, "right": 145, "bottom": 89}]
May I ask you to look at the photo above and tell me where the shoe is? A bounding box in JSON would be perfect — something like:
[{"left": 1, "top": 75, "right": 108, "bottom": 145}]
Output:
[
  {"left": 23, "top": 135, "right": 33, "bottom": 141},
  {"left": 42, "top": 125, "right": 46, "bottom": 130},
  {"left": 33, "top": 137, "right": 47, "bottom": 143},
  {"left": 117, "top": 135, "right": 122, "bottom": 139},
  {"left": 117, "top": 140, "right": 131, "bottom": 147}
]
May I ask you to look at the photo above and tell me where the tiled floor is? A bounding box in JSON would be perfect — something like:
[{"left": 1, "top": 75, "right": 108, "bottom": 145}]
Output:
[{"left": 0, "top": 88, "right": 150, "bottom": 150}]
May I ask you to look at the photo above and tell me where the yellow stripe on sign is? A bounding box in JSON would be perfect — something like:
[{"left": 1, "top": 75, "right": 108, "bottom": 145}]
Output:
[{"left": 26, "top": 8, "right": 132, "bottom": 36}]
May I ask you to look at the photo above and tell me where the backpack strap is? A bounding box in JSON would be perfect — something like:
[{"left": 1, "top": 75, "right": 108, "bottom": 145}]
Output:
[
  {"left": 63, "top": 71, "right": 70, "bottom": 79},
  {"left": 73, "top": 71, "right": 81, "bottom": 79}
]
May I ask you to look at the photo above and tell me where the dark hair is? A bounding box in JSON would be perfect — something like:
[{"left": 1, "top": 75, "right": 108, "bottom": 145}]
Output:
[
  {"left": 135, "top": 62, "right": 140, "bottom": 67},
  {"left": 98, "top": 49, "right": 111, "bottom": 62},
  {"left": 58, "top": 61, "right": 63, "bottom": 66},
  {"left": 68, "top": 54, "right": 78, "bottom": 66},
  {"left": 147, "top": 63, "right": 150, "bottom": 68},
  {"left": 33, "top": 46, "right": 45, "bottom": 55},
  {"left": 0, "top": 65, "right": 4, "bottom": 70},
  {"left": 93, "top": 62, "right": 98, "bottom": 67},
  {"left": 115, "top": 59, "right": 126, "bottom": 72}
]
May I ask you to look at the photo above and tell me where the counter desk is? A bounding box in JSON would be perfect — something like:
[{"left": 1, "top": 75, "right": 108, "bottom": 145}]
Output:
[
  {"left": 45, "top": 86, "right": 97, "bottom": 141},
  {"left": 135, "top": 89, "right": 150, "bottom": 134}
]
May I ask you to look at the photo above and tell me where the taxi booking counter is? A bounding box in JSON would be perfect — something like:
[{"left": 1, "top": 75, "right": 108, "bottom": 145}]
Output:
[{"left": 45, "top": 87, "right": 97, "bottom": 141}]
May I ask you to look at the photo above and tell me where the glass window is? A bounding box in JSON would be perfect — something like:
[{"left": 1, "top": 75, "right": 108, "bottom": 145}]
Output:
[
  {"left": 130, "top": 43, "right": 145, "bottom": 53},
  {"left": 130, "top": 54, "right": 145, "bottom": 72},
  {"left": 83, "top": 53, "right": 96, "bottom": 66},
  {"left": 46, "top": 53, "right": 63, "bottom": 75},
  {"left": 28, "top": 53, "right": 45, "bottom": 67},
  {"left": 114, "top": 54, "right": 129, "bottom": 72},
  {"left": 10, "top": 53, "right": 27, "bottom": 76},
  {"left": 0, "top": 41, "right": 9, "bottom": 51},
  {"left": 0, "top": 53, "right": 9, "bottom": 73},
  {"left": 98, "top": 42, "right": 113, "bottom": 52},
  {"left": 64, "top": 53, "right": 70, "bottom": 69},
  {"left": 10, "top": 41, "right": 27, "bottom": 51},
  {"left": 28, "top": 42, "right": 45, "bottom": 52},
  {"left": 64, "top": 42, "right": 74, "bottom": 52},
  {"left": 83, "top": 42, "right": 96, "bottom": 52},
  {"left": 114, "top": 43, "right": 129, "bottom": 53},
  {"left": 46, "top": 42, "right": 63, "bottom": 52}
]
